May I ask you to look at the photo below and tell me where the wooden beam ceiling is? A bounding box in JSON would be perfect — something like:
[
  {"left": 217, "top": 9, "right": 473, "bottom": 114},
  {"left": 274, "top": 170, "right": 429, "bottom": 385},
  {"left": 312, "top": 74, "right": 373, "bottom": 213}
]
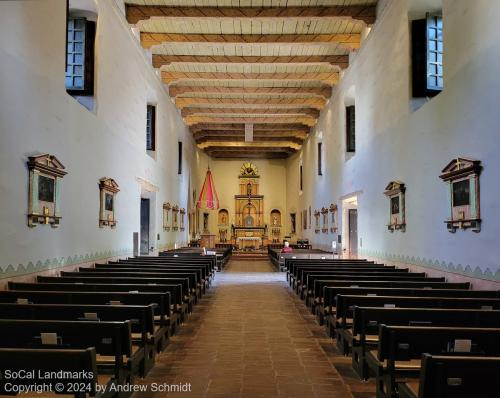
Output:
[
  {"left": 126, "top": 5, "right": 377, "bottom": 25},
  {"left": 185, "top": 115, "right": 317, "bottom": 127},
  {"left": 141, "top": 33, "right": 360, "bottom": 49},
  {"left": 162, "top": 71, "right": 339, "bottom": 85},
  {"left": 169, "top": 86, "right": 332, "bottom": 99},
  {"left": 124, "top": 0, "right": 377, "bottom": 158},
  {"left": 176, "top": 97, "right": 326, "bottom": 110},
  {"left": 153, "top": 54, "right": 349, "bottom": 69}
]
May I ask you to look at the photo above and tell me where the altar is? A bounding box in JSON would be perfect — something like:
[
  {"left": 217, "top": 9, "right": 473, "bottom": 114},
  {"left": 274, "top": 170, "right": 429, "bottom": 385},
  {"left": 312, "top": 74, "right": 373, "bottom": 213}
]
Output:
[{"left": 237, "top": 236, "right": 262, "bottom": 250}]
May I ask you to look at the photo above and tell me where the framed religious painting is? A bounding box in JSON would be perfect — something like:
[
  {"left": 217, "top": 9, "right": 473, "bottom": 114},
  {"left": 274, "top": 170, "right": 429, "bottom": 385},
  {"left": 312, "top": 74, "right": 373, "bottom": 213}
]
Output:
[
  {"left": 172, "top": 205, "right": 179, "bottom": 231},
  {"left": 98, "top": 177, "right": 119, "bottom": 228},
  {"left": 321, "top": 207, "right": 329, "bottom": 233},
  {"left": 384, "top": 181, "right": 406, "bottom": 232},
  {"left": 163, "top": 202, "right": 171, "bottom": 231},
  {"left": 439, "top": 158, "right": 482, "bottom": 232},
  {"left": 329, "top": 203, "right": 338, "bottom": 233},
  {"left": 27, "top": 154, "right": 67, "bottom": 228}
]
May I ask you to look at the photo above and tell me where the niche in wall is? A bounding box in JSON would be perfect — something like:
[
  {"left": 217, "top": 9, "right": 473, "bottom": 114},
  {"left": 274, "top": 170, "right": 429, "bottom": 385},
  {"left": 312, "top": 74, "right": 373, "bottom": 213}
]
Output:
[
  {"left": 98, "top": 177, "right": 119, "bottom": 228},
  {"left": 163, "top": 202, "right": 171, "bottom": 231},
  {"left": 384, "top": 181, "right": 406, "bottom": 232},
  {"left": 27, "top": 154, "right": 67, "bottom": 228},
  {"left": 439, "top": 158, "right": 482, "bottom": 233},
  {"left": 290, "top": 213, "right": 296, "bottom": 235},
  {"left": 218, "top": 209, "right": 229, "bottom": 243}
]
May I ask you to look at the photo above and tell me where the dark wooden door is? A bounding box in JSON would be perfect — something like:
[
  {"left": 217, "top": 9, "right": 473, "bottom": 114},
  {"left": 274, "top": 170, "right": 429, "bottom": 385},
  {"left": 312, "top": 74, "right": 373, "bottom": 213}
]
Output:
[
  {"left": 140, "top": 198, "right": 150, "bottom": 255},
  {"left": 348, "top": 209, "right": 358, "bottom": 256}
]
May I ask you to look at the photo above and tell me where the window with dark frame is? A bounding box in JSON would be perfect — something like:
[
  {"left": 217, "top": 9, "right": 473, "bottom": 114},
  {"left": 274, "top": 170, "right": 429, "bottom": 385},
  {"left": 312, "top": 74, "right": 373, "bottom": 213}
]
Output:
[
  {"left": 178, "top": 141, "right": 183, "bottom": 175},
  {"left": 65, "top": 17, "right": 95, "bottom": 95},
  {"left": 317, "top": 142, "right": 323, "bottom": 175},
  {"left": 146, "top": 104, "right": 156, "bottom": 151},
  {"left": 346, "top": 105, "right": 356, "bottom": 153},
  {"left": 412, "top": 13, "right": 443, "bottom": 97}
]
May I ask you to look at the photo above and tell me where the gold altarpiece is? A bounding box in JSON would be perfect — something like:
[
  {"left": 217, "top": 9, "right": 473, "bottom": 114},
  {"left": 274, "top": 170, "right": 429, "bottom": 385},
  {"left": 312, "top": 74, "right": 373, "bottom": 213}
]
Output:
[{"left": 232, "top": 163, "right": 268, "bottom": 249}]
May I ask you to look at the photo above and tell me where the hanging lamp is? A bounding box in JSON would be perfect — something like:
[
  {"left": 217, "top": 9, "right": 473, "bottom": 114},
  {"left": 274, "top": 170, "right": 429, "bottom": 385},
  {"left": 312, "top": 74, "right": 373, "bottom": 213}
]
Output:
[{"left": 196, "top": 166, "right": 219, "bottom": 210}]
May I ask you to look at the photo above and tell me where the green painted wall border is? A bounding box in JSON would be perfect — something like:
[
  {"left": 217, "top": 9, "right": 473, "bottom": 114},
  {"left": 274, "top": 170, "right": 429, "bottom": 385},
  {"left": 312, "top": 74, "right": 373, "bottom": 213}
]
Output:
[
  {"left": 0, "top": 248, "right": 133, "bottom": 280},
  {"left": 359, "top": 248, "right": 500, "bottom": 282}
]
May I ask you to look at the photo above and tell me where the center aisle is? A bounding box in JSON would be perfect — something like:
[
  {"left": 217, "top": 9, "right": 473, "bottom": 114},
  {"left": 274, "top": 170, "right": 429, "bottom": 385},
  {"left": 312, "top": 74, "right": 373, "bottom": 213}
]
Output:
[{"left": 135, "top": 260, "right": 375, "bottom": 398}]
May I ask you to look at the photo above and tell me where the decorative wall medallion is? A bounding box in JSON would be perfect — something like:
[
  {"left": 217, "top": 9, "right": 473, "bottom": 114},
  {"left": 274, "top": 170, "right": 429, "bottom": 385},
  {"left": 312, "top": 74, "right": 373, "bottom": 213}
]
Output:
[
  {"left": 384, "top": 181, "right": 406, "bottom": 232},
  {"left": 439, "top": 158, "right": 482, "bottom": 232},
  {"left": 163, "top": 202, "right": 171, "bottom": 231},
  {"left": 172, "top": 205, "right": 179, "bottom": 231},
  {"left": 329, "top": 203, "right": 338, "bottom": 233},
  {"left": 27, "top": 154, "right": 67, "bottom": 228},
  {"left": 99, "top": 178, "right": 119, "bottom": 228}
]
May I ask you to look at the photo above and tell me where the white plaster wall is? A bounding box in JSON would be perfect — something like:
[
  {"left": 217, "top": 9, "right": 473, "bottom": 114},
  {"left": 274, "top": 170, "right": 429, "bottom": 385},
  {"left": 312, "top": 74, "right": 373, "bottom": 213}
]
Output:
[
  {"left": 205, "top": 159, "right": 287, "bottom": 236},
  {"left": 286, "top": 0, "right": 500, "bottom": 281},
  {"left": 0, "top": 0, "right": 207, "bottom": 278}
]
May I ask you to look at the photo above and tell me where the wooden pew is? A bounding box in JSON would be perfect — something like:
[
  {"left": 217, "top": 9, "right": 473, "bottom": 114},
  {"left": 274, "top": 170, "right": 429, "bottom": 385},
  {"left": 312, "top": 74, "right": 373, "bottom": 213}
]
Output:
[
  {"left": 398, "top": 354, "right": 500, "bottom": 398},
  {"left": 335, "top": 295, "right": 500, "bottom": 354},
  {"left": 321, "top": 282, "right": 473, "bottom": 333},
  {"left": 0, "top": 319, "right": 135, "bottom": 388},
  {"left": 368, "top": 325, "right": 500, "bottom": 398},
  {"left": 0, "top": 347, "right": 100, "bottom": 398},
  {"left": 318, "top": 285, "right": 499, "bottom": 330},
  {"left": 300, "top": 272, "right": 442, "bottom": 301},
  {"left": 350, "top": 307, "right": 500, "bottom": 380},
  {"left": 0, "top": 302, "right": 156, "bottom": 377},
  {"left": 40, "top": 275, "right": 192, "bottom": 310},
  {"left": 29, "top": 277, "right": 189, "bottom": 320},
  {"left": 70, "top": 269, "right": 203, "bottom": 301},
  {"left": 0, "top": 289, "right": 171, "bottom": 351}
]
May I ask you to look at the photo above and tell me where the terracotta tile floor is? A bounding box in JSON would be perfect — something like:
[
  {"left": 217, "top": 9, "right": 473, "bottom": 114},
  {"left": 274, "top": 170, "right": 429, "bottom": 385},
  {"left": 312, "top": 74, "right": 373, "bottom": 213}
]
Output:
[{"left": 133, "top": 260, "right": 375, "bottom": 398}]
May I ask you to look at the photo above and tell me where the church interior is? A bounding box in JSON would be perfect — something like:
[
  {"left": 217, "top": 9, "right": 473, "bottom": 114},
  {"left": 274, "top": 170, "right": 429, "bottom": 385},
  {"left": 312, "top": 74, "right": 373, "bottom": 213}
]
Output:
[{"left": 1, "top": 0, "right": 500, "bottom": 397}]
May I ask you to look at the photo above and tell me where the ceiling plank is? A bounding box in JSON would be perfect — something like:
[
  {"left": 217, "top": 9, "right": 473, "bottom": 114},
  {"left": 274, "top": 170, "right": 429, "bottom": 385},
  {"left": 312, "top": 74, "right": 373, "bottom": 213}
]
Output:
[
  {"left": 141, "top": 32, "right": 360, "bottom": 49},
  {"left": 208, "top": 151, "right": 289, "bottom": 159},
  {"left": 176, "top": 96, "right": 326, "bottom": 109},
  {"left": 162, "top": 71, "right": 339, "bottom": 85},
  {"left": 185, "top": 115, "right": 317, "bottom": 127},
  {"left": 170, "top": 85, "right": 332, "bottom": 98},
  {"left": 190, "top": 123, "right": 310, "bottom": 132},
  {"left": 198, "top": 140, "right": 301, "bottom": 150},
  {"left": 126, "top": 5, "right": 376, "bottom": 25},
  {"left": 181, "top": 107, "right": 320, "bottom": 117},
  {"left": 152, "top": 54, "right": 349, "bottom": 69}
]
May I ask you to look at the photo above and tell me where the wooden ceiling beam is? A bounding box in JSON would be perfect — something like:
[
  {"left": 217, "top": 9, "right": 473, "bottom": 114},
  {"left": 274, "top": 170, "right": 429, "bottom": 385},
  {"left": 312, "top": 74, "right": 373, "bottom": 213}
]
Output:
[
  {"left": 162, "top": 71, "right": 338, "bottom": 85},
  {"left": 181, "top": 107, "right": 320, "bottom": 118},
  {"left": 141, "top": 33, "right": 360, "bottom": 49},
  {"left": 193, "top": 129, "right": 308, "bottom": 136},
  {"left": 185, "top": 115, "right": 316, "bottom": 127},
  {"left": 175, "top": 96, "right": 326, "bottom": 109},
  {"left": 126, "top": 5, "right": 376, "bottom": 25},
  {"left": 199, "top": 141, "right": 301, "bottom": 150},
  {"left": 152, "top": 54, "right": 349, "bottom": 69},
  {"left": 170, "top": 85, "right": 332, "bottom": 98},
  {"left": 205, "top": 146, "right": 296, "bottom": 153},
  {"left": 190, "top": 123, "right": 310, "bottom": 132},
  {"left": 208, "top": 151, "right": 289, "bottom": 159}
]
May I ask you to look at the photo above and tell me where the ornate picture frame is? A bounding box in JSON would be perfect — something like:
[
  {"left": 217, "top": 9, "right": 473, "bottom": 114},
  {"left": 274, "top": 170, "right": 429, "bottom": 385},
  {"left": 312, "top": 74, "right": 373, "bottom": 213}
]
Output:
[
  {"left": 329, "top": 203, "right": 338, "bottom": 233},
  {"left": 180, "top": 208, "right": 186, "bottom": 231},
  {"left": 163, "top": 202, "right": 171, "bottom": 231},
  {"left": 439, "top": 158, "right": 482, "bottom": 232},
  {"left": 384, "top": 181, "right": 406, "bottom": 232},
  {"left": 27, "top": 154, "right": 67, "bottom": 228},
  {"left": 314, "top": 209, "right": 320, "bottom": 233},
  {"left": 98, "top": 177, "right": 119, "bottom": 228},
  {"left": 172, "top": 205, "right": 179, "bottom": 231},
  {"left": 321, "top": 207, "right": 329, "bottom": 233}
]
